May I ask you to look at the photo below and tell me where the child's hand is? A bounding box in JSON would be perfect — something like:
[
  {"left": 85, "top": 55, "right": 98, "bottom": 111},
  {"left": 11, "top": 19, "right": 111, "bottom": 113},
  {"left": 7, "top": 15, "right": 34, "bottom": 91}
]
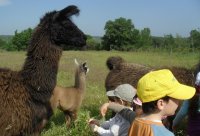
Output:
[
  {"left": 89, "top": 123, "right": 99, "bottom": 132},
  {"left": 88, "top": 118, "right": 100, "bottom": 126},
  {"left": 100, "top": 102, "right": 110, "bottom": 117}
]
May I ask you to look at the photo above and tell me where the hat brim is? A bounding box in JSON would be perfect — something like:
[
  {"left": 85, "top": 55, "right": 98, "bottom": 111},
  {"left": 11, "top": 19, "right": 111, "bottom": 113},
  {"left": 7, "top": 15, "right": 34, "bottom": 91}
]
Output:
[
  {"left": 168, "top": 84, "right": 195, "bottom": 100},
  {"left": 106, "top": 90, "right": 116, "bottom": 97}
]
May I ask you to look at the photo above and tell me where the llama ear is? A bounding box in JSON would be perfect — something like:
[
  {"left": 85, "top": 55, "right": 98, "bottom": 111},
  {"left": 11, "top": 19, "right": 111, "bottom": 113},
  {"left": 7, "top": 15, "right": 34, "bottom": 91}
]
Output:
[
  {"left": 74, "top": 58, "right": 79, "bottom": 66},
  {"left": 63, "top": 5, "right": 80, "bottom": 17},
  {"left": 83, "top": 62, "right": 87, "bottom": 67},
  {"left": 53, "top": 5, "right": 79, "bottom": 21}
]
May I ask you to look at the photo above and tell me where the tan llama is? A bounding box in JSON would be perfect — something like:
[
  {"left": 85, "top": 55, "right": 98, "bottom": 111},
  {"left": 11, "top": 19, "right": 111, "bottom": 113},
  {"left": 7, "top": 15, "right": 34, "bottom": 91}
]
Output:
[{"left": 50, "top": 59, "right": 89, "bottom": 127}]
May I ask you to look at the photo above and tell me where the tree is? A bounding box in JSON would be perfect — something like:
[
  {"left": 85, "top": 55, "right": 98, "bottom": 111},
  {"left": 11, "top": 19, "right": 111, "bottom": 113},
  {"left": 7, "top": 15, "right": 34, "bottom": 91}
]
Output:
[
  {"left": 0, "top": 38, "right": 6, "bottom": 49},
  {"left": 12, "top": 28, "right": 33, "bottom": 51},
  {"left": 0, "top": 37, "right": 16, "bottom": 51},
  {"left": 102, "top": 17, "right": 139, "bottom": 51},
  {"left": 190, "top": 29, "right": 200, "bottom": 51},
  {"left": 174, "top": 34, "right": 190, "bottom": 52},
  {"left": 164, "top": 34, "right": 175, "bottom": 53},
  {"left": 138, "top": 28, "right": 152, "bottom": 49},
  {"left": 152, "top": 36, "right": 164, "bottom": 50},
  {"left": 86, "top": 35, "right": 102, "bottom": 50}
]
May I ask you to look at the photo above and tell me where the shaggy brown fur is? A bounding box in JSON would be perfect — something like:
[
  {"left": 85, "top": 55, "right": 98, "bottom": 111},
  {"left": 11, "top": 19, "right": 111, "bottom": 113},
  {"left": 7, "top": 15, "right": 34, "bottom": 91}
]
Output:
[
  {"left": 105, "top": 56, "right": 195, "bottom": 93},
  {"left": 50, "top": 59, "right": 89, "bottom": 127},
  {"left": 0, "top": 5, "right": 86, "bottom": 136}
]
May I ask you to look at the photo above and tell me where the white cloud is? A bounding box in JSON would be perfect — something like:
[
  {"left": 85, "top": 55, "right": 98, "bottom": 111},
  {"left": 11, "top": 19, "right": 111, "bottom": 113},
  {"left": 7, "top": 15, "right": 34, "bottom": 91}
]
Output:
[{"left": 0, "top": 0, "right": 11, "bottom": 6}]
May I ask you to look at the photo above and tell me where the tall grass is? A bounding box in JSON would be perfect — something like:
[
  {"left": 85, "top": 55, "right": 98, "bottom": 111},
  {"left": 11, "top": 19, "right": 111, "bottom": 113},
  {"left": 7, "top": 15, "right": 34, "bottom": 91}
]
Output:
[{"left": 0, "top": 51, "right": 199, "bottom": 136}]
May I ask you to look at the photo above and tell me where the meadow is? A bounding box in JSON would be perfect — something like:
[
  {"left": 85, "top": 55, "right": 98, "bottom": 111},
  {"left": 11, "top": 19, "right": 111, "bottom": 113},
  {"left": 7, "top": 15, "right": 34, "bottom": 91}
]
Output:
[{"left": 0, "top": 50, "right": 199, "bottom": 136}]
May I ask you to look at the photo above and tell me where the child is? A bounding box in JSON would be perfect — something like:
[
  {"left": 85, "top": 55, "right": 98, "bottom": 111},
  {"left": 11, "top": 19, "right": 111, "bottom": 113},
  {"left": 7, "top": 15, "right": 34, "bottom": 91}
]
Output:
[
  {"left": 88, "top": 84, "right": 137, "bottom": 136},
  {"left": 128, "top": 69, "right": 195, "bottom": 136},
  {"left": 100, "top": 95, "right": 143, "bottom": 125},
  {"left": 172, "top": 71, "right": 200, "bottom": 136}
]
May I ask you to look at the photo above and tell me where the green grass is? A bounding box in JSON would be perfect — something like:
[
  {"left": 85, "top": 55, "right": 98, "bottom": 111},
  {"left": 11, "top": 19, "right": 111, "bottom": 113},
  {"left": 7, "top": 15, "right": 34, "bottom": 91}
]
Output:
[{"left": 0, "top": 50, "right": 199, "bottom": 135}]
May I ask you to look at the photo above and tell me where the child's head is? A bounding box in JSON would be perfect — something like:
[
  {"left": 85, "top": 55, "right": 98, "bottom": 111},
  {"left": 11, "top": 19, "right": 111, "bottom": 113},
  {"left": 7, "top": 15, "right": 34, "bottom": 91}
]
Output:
[
  {"left": 137, "top": 69, "right": 195, "bottom": 116},
  {"left": 106, "top": 84, "right": 137, "bottom": 106}
]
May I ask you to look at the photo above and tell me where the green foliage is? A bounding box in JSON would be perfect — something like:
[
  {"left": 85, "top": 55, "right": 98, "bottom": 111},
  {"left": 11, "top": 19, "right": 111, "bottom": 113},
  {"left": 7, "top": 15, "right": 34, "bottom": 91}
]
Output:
[
  {"left": 12, "top": 28, "right": 33, "bottom": 51},
  {"left": 138, "top": 28, "right": 152, "bottom": 49},
  {"left": 0, "top": 38, "right": 6, "bottom": 49},
  {"left": 101, "top": 17, "right": 200, "bottom": 52},
  {"left": 0, "top": 37, "right": 16, "bottom": 51},
  {"left": 102, "top": 17, "right": 139, "bottom": 50},
  {"left": 174, "top": 34, "right": 190, "bottom": 53},
  {"left": 86, "top": 35, "right": 102, "bottom": 50},
  {"left": 0, "top": 35, "right": 13, "bottom": 42},
  {"left": 189, "top": 29, "right": 200, "bottom": 51},
  {"left": 164, "top": 34, "right": 175, "bottom": 53},
  {"left": 0, "top": 22, "right": 199, "bottom": 53},
  {"left": 152, "top": 36, "right": 164, "bottom": 49},
  {"left": 4, "top": 41, "right": 17, "bottom": 51},
  {"left": 42, "top": 110, "right": 95, "bottom": 136}
]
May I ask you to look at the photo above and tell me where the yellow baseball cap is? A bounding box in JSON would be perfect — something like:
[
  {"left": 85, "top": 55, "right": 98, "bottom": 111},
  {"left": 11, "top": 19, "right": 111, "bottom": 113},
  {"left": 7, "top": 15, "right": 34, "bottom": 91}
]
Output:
[{"left": 137, "top": 69, "right": 195, "bottom": 103}]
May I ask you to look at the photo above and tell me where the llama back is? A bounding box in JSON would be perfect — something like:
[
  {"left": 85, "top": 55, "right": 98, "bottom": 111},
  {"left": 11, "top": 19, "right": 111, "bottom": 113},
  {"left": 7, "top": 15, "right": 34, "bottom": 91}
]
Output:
[
  {"left": 167, "top": 66, "right": 194, "bottom": 86},
  {"left": 105, "top": 56, "right": 152, "bottom": 91},
  {"left": 52, "top": 86, "right": 83, "bottom": 111},
  {"left": 105, "top": 56, "right": 195, "bottom": 92}
]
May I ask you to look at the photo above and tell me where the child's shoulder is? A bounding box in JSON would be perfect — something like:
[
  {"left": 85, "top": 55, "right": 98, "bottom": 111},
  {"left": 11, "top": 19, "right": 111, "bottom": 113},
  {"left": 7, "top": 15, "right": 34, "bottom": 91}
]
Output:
[
  {"left": 135, "top": 118, "right": 162, "bottom": 124},
  {"left": 151, "top": 124, "right": 174, "bottom": 136},
  {"left": 130, "top": 118, "right": 174, "bottom": 136}
]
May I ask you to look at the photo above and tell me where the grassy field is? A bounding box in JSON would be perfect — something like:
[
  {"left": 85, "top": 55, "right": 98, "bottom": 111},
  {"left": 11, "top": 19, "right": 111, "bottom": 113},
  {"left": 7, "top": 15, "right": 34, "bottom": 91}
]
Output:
[{"left": 0, "top": 51, "right": 199, "bottom": 136}]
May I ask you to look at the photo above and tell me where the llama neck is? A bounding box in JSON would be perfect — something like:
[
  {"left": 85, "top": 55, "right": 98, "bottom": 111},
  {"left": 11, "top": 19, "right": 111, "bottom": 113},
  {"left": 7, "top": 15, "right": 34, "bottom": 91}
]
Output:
[
  {"left": 21, "top": 29, "right": 62, "bottom": 102},
  {"left": 74, "top": 71, "right": 86, "bottom": 91}
]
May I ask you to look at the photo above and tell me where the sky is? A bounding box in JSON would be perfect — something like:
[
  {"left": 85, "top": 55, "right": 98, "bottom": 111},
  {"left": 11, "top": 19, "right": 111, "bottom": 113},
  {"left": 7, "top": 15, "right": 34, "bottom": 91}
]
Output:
[{"left": 0, "top": 0, "right": 199, "bottom": 37}]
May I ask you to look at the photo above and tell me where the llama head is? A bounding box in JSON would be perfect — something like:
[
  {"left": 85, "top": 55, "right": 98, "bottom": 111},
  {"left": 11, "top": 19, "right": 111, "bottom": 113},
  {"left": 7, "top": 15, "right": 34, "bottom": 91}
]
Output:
[
  {"left": 39, "top": 5, "right": 87, "bottom": 48},
  {"left": 74, "top": 59, "right": 89, "bottom": 75}
]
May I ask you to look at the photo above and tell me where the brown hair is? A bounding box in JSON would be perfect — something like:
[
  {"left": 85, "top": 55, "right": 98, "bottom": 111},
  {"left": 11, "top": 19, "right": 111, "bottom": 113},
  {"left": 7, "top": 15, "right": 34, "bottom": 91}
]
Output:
[{"left": 142, "top": 96, "right": 170, "bottom": 114}]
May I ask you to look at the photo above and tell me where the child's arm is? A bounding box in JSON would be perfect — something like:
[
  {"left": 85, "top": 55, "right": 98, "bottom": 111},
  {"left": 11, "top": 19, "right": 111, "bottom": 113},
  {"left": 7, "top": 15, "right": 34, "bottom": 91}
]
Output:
[
  {"left": 100, "top": 102, "right": 136, "bottom": 124},
  {"left": 100, "top": 102, "right": 127, "bottom": 116}
]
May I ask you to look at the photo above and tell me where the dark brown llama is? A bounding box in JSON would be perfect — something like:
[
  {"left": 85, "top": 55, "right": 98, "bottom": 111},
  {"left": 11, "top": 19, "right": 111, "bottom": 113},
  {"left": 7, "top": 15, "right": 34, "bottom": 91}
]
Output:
[
  {"left": 0, "top": 5, "right": 86, "bottom": 136},
  {"left": 105, "top": 56, "right": 195, "bottom": 93},
  {"left": 50, "top": 59, "right": 89, "bottom": 127}
]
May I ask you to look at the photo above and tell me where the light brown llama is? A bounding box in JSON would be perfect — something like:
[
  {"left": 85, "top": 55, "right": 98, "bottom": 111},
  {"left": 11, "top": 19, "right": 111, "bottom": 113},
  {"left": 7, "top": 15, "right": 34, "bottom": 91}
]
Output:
[{"left": 50, "top": 59, "right": 89, "bottom": 127}]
